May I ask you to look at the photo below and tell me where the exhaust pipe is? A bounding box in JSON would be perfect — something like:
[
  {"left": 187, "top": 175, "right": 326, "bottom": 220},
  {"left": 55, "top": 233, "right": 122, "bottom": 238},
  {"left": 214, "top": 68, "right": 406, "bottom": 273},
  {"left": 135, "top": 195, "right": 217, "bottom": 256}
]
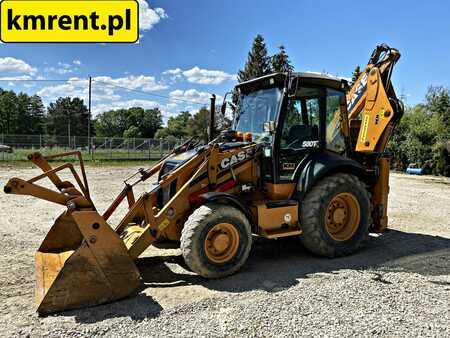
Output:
[{"left": 209, "top": 94, "right": 216, "bottom": 142}]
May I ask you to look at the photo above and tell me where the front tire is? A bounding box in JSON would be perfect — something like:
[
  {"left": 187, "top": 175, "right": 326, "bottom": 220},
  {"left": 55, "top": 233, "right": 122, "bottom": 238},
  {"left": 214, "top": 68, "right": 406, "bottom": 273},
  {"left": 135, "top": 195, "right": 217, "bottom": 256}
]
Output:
[
  {"left": 300, "top": 173, "right": 371, "bottom": 257},
  {"left": 180, "top": 203, "right": 252, "bottom": 278}
]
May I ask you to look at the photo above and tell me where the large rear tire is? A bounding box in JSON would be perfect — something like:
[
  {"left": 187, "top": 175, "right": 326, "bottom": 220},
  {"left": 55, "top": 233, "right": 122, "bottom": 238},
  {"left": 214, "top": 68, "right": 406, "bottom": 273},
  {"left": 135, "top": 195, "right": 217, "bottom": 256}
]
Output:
[
  {"left": 181, "top": 203, "right": 252, "bottom": 278},
  {"left": 300, "top": 173, "right": 371, "bottom": 257}
]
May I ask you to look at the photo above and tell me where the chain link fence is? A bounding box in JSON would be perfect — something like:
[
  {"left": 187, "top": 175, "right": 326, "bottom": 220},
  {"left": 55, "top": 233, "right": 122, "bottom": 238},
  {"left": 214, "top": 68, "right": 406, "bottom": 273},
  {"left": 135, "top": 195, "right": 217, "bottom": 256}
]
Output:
[{"left": 0, "top": 134, "right": 185, "bottom": 161}]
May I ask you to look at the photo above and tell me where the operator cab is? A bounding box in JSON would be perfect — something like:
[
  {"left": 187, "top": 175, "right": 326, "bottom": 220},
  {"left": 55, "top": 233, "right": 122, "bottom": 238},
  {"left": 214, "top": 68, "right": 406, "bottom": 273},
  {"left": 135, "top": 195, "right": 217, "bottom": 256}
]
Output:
[{"left": 234, "top": 72, "right": 349, "bottom": 184}]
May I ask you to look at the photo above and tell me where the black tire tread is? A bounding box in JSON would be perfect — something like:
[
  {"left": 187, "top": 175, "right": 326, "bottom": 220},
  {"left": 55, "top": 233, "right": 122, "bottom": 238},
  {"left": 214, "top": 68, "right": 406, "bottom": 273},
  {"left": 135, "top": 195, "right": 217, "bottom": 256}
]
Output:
[
  {"left": 180, "top": 203, "right": 252, "bottom": 278},
  {"left": 300, "top": 173, "right": 372, "bottom": 258}
]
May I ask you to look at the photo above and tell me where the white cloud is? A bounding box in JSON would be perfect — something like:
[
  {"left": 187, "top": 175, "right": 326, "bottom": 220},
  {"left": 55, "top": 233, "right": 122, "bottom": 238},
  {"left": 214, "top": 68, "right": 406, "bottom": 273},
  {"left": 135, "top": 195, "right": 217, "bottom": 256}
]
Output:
[
  {"left": 94, "top": 75, "right": 168, "bottom": 92},
  {"left": 93, "top": 99, "right": 160, "bottom": 114},
  {"left": 45, "top": 61, "right": 83, "bottom": 75},
  {"left": 36, "top": 74, "right": 169, "bottom": 115},
  {"left": 163, "top": 68, "right": 182, "bottom": 75},
  {"left": 182, "top": 67, "right": 236, "bottom": 85},
  {"left": 138, "top": 0, "right": 167, "bottom": 31},
  {"left": 169, "top": 89, "right": 222, "bottom": 105},
  {"left": 165, "top": 102, "right": 178, "bottom": 109},
  {"left": 0, "top": 75, "right": 33, "bottom": 81},
  {"left": 37, "top": 74, "right": 167, "bottom": 101},
  {"left": 37, "top": 77, "right": 120, "bottom": 102},
  {"left": 0, "top": 57, "right": 37, "bottom": 74},
  {"left": 45, "top": 62, "right": 74, "bottom": 75},
  {"left": 163, "top": 66, "right": 236, "bottom": 85}
]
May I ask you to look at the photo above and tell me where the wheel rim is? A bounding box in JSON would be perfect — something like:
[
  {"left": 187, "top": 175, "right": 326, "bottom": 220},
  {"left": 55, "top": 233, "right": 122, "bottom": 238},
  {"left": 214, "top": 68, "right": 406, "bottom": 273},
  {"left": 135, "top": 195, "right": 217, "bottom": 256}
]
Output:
[
  {"left": 204, "top": 223, "right": 240, "bottom": 264},
  {"left": 325, "top": 192, "right": 361, "bottom": 241}
]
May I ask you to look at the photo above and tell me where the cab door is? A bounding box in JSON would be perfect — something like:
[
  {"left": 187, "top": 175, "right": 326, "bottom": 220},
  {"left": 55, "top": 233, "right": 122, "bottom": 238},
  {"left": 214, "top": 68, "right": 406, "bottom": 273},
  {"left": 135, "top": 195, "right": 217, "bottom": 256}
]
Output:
[
  {"left": 274, "top": 87, "right": 346, "bottom": 183},
  {"left": 275, "top": 87, "right": 324, "bottom": 183}
]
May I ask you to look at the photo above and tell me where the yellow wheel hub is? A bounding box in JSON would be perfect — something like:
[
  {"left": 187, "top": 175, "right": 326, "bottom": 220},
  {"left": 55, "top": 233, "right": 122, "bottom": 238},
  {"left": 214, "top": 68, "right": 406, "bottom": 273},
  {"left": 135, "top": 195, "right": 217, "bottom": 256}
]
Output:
[
  {"left": 204, "top": 223, "right": 240, "bottom": 263},
  {"left": 325, "top": 192, "right": 361, "bottom": 241}
]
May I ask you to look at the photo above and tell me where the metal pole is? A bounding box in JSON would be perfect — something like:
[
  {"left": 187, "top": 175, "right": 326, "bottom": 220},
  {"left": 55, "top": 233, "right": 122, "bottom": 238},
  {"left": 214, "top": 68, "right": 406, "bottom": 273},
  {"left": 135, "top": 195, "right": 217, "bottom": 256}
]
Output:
[
  {"left": 68, "top": 112, "right": 71, "bottom": 149},
  {"left": 88, "top": 76, "right": 92, "bottom": 154}
]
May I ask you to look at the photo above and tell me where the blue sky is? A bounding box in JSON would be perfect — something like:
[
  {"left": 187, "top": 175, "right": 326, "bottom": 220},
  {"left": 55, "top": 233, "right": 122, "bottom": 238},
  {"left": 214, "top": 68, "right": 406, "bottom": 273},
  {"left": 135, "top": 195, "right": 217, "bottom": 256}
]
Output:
[{"left": 0, "top": 0, "right": 449, "bottom": 122}]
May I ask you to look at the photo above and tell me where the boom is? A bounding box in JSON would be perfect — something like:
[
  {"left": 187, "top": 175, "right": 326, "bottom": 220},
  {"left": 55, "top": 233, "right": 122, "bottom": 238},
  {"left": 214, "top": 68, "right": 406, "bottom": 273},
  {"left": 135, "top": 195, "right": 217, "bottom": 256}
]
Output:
[{"left": 347, "top": 44, "right": 403, "bottom": 153}]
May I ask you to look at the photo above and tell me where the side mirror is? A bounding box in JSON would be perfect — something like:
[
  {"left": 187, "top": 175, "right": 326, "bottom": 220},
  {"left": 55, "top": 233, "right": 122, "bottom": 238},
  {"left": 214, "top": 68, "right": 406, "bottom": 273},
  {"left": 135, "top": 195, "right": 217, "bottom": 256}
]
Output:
[
  {"left": 221, "top": 101, "right": 227, "bottom": 115},
  {"left": 263, "top": 121, "right": 276, "bottom": 133}
]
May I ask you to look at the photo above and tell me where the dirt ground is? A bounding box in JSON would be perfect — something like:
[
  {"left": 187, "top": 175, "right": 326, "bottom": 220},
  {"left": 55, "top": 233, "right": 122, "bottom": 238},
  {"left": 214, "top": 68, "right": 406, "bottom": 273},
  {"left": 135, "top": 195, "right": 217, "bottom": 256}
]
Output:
[{"left": 0, "top": 165, "right": 449, "bottom": 337}]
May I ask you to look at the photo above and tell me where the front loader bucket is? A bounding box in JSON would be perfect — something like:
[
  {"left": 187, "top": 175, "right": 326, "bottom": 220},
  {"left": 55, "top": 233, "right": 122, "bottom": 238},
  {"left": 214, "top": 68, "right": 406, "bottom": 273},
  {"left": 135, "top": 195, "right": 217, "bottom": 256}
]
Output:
[{"left": 35, "top": 210, "right": 141, "bottom": 315}]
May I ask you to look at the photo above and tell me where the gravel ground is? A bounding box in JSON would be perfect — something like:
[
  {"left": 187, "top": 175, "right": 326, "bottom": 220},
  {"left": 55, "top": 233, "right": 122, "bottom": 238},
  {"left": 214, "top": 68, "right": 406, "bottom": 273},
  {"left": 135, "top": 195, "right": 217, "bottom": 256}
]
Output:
[{"left": 0, "top": 165, "right": 449, "bottom": 337}]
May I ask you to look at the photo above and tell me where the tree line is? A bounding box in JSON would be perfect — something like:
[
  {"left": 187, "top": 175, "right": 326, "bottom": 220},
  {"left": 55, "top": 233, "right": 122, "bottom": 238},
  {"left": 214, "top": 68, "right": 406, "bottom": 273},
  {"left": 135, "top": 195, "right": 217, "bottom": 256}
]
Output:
[
  {"left": 388, "top": 86, "right": 449, "bottom": 176},
  {"left": 0, "top": 34, "right": 292, "bottom": 141},
  {"left": 0, "top": 34, "right": 448, "bottom": 175},
  {"left": 0, "top": 89, "right": 164, "bottom": 138}
]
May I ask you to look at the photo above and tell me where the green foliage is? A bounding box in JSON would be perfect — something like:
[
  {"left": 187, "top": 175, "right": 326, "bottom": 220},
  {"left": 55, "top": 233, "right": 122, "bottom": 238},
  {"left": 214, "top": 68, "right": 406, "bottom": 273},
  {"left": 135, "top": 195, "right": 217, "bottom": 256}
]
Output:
[
  {"left": 237, "top": 34, "right": 272, "bottom": 83},
  {"left": 47, "top": 97, "right": 90, "bottom": 136},
  {"left": 155, "top": 107, "right": 231, "bottom": 143},
  {"left": 388, "top": 86, "right": 450, "bottom": 176},
  {"left": 187, "top": 107, "right": 209, "bottom": 142},
  {"left": 155, "top": 111, "right": 191, "bottom": 139},
  {"left": 271, "top": 45, "right": 294, "bottom": 73},
  {"left": 350, "top": 65, "right": 361, "bottom": 87},
  {"left": 0, "top": 89, "right": 45, "bottom": 134},
  {"left": 95, "top": 107, "right": 162, "bottom": 138}
]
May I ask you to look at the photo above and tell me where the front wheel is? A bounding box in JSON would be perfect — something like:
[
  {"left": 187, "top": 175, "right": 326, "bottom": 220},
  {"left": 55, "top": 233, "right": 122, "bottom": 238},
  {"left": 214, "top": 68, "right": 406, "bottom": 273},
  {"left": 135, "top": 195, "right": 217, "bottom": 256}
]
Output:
[
  {"left": 300, "top": 173, "right": 371, "bottom": 257},
  {"left": 180, "top": 203, "right": 252, "bottom": 278}
]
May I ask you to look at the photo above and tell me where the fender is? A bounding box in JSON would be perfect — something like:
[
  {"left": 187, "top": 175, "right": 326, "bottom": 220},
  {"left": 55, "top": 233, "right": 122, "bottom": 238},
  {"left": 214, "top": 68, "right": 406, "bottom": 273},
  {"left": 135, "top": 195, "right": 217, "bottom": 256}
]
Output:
[
  {"left": 198, "top": 192, "right": 255, "bottom": 228},
  {"left": 294, "top": 151, "right": 369, "bottom": 199}
]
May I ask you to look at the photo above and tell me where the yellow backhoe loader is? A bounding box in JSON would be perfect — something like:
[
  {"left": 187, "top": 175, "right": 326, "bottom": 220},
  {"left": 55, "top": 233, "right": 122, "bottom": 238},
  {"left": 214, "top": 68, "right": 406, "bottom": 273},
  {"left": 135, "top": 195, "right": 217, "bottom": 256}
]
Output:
[{"left": 4, "top": 44, "right": 403, "bottom": 315}]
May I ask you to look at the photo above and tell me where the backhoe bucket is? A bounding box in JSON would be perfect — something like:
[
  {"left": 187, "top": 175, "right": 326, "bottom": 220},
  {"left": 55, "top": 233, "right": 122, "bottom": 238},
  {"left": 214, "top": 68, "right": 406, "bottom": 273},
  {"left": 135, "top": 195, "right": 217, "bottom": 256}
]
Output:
[{"left": 35, "top": 210, "right": 141, "bottom": 315}]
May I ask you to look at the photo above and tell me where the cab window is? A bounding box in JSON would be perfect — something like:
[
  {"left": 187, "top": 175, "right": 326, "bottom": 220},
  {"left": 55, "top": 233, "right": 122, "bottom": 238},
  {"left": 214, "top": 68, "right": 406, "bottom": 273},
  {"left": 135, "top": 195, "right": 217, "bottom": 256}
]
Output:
[
  {"left": 326, "top": 89, "right": 346, "bottom": 153},
  {"left": 280, "top": 87, "right": 321, "bottom": 150}
]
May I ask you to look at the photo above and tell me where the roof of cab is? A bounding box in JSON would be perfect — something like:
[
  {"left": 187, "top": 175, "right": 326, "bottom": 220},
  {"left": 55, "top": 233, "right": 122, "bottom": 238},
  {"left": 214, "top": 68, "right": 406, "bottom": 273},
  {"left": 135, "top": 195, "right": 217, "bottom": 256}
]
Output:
[{"left": 236, "top": 72, "right": 348, "bottom": 91}]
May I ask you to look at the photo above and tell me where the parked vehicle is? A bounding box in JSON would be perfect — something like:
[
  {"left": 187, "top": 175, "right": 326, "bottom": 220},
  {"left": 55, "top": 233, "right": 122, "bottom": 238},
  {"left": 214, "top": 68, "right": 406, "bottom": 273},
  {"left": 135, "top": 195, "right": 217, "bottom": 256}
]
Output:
[{"left": 0, "top": 145, "right": 13, "bottom": 153}]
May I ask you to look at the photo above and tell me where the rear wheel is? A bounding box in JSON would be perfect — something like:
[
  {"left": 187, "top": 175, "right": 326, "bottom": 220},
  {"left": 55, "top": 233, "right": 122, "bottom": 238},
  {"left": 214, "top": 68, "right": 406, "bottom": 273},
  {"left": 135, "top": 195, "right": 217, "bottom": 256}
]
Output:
[
  {"left": 181, "top": 203, "right": 252, "bottom": 278},
  {"left": 300, "top": 173, "right": 371, "bottom": 257}
]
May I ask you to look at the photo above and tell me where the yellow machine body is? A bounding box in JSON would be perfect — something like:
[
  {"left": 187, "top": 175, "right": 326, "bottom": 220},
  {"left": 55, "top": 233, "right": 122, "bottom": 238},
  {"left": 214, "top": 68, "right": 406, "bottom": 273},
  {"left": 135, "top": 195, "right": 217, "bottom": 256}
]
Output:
[{"left": 3, "top": 45, "right": 403, "bottom": 315}]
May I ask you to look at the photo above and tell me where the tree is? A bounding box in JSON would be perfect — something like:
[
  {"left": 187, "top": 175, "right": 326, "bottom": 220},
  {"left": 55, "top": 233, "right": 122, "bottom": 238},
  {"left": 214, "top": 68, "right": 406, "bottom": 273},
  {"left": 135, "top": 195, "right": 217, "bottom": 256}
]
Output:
[
  {"left": 16, "top": 93, "right": 32, "bottom": 134},
  {"left": 425, "top": 86, "right": 450, "bottom": 132},
  {"left": 94, "top": 107, "right": 162, "bottom": 138},
  {"left": 388, "top": 86, "right": 450, "bottom": 176},
  {"left": 125, "top": 107, "right": 163, "bottom": 138},
  {"left": 47, "top": 97, "right": 89, "bottom": 137},
  {"left": 350, "top": 65, "right": 361, "bottom": 87},
  {"left": 187, "top": 107, "right": 209, "bottom": 143},
  {"left": 0, "top": 90, "right": 45, "bottom": 135},
  {"left": 271, "top": 45, "right": 294, "bottom": 73},
  {"left": 0, "top": 89, "right": 18, "bottom": 134},
  {"left": 237, "top": 34, "right": 272, "bottom": 83},
  {"left": 28, "top": 95, "right": 46, "bottom": 134},
  {"left": 155, "top": 111, "right": 191, "bottom": 139}
]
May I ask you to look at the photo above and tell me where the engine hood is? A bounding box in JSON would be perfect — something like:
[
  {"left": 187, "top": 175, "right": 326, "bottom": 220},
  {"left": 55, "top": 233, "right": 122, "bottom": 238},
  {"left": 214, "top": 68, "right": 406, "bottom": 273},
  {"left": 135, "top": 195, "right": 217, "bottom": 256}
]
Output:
[
  {"left": 158, "top": 142, "right": 255, "bottom": 179},
  {"left": 159, "top": 147, "right": 202, "bottom": 179}
]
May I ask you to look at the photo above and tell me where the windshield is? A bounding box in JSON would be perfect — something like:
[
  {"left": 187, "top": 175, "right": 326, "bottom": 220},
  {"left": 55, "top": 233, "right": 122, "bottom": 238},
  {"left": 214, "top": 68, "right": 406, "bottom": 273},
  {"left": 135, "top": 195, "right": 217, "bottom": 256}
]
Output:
[{"left": 234, "top": 87, "right": 282, "bottom": 143}]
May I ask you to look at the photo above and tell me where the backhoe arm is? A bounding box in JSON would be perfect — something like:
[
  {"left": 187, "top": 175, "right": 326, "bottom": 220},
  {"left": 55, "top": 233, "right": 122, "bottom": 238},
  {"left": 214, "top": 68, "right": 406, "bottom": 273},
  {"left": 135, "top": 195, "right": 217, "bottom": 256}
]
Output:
[{"left": 347, "top": 44, "right": 403, "bottom": 153}]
